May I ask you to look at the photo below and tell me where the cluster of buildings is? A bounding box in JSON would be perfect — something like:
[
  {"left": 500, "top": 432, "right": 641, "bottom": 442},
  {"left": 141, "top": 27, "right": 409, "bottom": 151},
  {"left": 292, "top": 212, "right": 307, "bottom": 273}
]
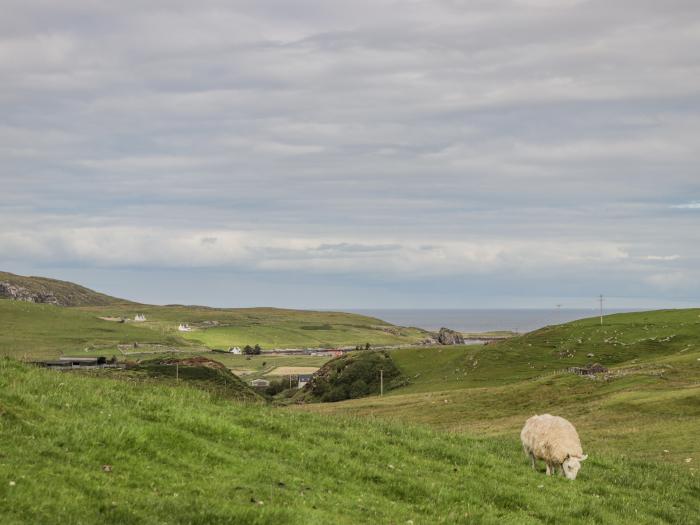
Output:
[{"left": 249, "top": 374, "right": 313, "bottom": 389}]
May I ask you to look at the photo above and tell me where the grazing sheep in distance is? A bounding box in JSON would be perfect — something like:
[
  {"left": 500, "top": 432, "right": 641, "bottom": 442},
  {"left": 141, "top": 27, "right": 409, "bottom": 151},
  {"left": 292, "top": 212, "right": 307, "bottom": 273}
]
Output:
[{"left": 520, "top": 414, "right": 588, "bottom": 480}]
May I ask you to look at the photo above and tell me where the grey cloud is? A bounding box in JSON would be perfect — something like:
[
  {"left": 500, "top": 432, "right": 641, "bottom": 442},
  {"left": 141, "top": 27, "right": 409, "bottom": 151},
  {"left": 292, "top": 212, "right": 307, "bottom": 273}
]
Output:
[{"left": 1, "top": 0, "right": 699, "bottom": 306}]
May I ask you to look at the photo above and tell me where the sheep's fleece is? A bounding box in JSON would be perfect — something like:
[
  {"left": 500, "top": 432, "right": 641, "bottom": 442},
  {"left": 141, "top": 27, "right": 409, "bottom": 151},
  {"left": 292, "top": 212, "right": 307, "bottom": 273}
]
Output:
[{"left": 521, "top": 414, "right": 587, "bottom": 479}]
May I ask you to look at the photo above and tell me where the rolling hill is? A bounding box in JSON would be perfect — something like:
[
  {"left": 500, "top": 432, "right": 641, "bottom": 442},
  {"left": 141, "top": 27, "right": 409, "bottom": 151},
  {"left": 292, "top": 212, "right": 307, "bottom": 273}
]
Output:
[
  {"left": 0, "top": 358, "right": 696, "bottom": 524},
  {"left": 300, "top": 310, "right": 700, "bottom": 466},
  {"left": 0, "top": 271, "right": 431, "bottom": 356},
  {"left": 0, "top": 271, "right": 129, "bottom": 307}
]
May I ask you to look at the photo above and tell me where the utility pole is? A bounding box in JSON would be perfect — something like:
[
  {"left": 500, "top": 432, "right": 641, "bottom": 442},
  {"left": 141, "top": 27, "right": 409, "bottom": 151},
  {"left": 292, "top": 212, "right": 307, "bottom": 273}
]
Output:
[
  {"left": 176, "top": 362, "right": 179, "bottom": 382},
  {"left": 599, "top": 295, "right": 604, "bottom": 326},
  {"left": 380, "top": 369, "right": 384, "bottom": 397}
]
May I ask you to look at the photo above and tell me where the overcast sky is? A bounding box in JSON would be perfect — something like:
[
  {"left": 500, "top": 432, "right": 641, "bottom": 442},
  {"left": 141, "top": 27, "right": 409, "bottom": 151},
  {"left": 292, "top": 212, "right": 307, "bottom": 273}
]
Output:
[{"left": 1, "top": 0, "right": 699, "bottom": 309}]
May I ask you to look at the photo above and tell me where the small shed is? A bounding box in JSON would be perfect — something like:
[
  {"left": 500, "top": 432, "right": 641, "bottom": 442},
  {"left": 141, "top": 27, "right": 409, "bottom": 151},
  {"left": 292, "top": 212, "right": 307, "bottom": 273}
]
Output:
[
  {"left": 250, "top": 379, "right": 270, "bottom": 388},
  {"left": 569, "top": 363, "right": 608, "bottom": 376},
  {"left": 178, "top": 323, "right": 192, "bottom": 332},
  {"left": 134, "top": 314, "right": 146, "bottom": 322},
  {"left": 228, "top": 346, "right": 242, "bottom": 354}
]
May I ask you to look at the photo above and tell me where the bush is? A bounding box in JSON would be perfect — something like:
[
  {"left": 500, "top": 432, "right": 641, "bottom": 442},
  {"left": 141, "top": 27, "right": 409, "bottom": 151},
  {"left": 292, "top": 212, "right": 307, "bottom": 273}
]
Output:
[
  {"left": 243, "top": 345, "right": 262, "bottom": 355},
  {"left": 305, "top": 351, "right": 404, "bottom": 403},
  {"left": 265, "top": 378, "right": 297, "bottom": 396}
]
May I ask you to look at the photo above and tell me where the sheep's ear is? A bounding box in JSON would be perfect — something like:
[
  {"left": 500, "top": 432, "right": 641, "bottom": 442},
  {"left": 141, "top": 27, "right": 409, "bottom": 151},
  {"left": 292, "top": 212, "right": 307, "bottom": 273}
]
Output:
[
  {"left": 565, "top": 453, "right": 570, "bottom": 459},
  {"left": 580, "top": 454, "right": 588, "bottom": 461}
]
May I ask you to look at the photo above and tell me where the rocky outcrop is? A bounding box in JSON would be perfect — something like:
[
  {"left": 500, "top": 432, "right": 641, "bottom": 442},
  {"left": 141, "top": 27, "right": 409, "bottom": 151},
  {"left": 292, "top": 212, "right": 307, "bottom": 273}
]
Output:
[
  {"left": 0, "top": 281, "right": 60, "bottom": 305},
  {"left": 437, "top": 327, "right": 465, "bottom": 345},
  {"left": 0, "top": 271, "right": 128, "bottom": 306}
]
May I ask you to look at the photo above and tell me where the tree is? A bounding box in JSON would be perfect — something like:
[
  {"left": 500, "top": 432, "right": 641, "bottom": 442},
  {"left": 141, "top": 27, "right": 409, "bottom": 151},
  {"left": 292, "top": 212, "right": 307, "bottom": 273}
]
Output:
[
  {"left": 254, "top": 344, "right": 262, "bottom": 355},
  {"left": 365, "top": 342, "right": 371, "bottom": 351},
  {"left": 243, "top": 345, "right": 254, "bottom": 355}
]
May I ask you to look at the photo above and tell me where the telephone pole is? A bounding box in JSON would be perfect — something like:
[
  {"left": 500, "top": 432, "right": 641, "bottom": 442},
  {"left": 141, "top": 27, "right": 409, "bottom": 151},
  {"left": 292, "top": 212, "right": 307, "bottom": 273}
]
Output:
[
  {"left": 599, "top": 295, "right": 604, "bottom": 326},
  {"left": 380, "top": 369, "right": 384, "bottom": 397}
]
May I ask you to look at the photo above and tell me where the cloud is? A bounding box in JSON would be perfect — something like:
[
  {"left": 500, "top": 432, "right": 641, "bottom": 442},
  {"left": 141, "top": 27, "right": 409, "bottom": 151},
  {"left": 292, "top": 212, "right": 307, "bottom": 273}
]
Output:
[
  {"left": 1, "top": 0, "right": 699, "bottom": 305},
  {"left": 671, "top": 202, "right": 700, "bottom": 209},
  {"left": 0, "top": 224, "right": 635, "bottom": 275}
]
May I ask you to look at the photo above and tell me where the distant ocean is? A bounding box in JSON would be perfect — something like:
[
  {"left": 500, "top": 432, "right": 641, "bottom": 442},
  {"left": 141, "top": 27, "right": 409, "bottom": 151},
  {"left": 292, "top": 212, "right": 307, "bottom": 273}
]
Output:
[{"left": 350, "top": 309, "right": 637, "bottom": 334}]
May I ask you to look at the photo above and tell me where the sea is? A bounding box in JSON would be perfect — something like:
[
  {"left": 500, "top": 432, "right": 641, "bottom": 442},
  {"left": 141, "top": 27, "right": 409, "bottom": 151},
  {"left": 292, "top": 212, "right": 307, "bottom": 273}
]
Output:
[{"left": 349, "top": 308, "right": 637, "bottom": 334}]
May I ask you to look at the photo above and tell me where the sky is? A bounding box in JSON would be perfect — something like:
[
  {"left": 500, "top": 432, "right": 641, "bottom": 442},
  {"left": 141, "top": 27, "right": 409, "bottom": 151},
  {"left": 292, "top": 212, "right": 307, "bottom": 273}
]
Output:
[{"left": 1, "top": 0, "right": 699, "bottom": 309}]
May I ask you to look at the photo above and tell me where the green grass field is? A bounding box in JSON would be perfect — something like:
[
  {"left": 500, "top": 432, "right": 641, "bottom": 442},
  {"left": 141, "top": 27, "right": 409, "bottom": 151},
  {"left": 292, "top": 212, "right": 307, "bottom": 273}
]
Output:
[
  {"left": 0, "top": 299, "right": 428, "bottom": 361},
  {"left": 1, "top": 272, "right": 432, "bottom": 355},
  {"left": 0, "top": 300, "right": 191, "bottom": 359},
  {"left": 78, "top": 304, "right": 429, "bottom": 350},
  {"left": 3, "top": 286, "right": 699, "bottom": 523},
  {"left": 300, "top": 310, "right": 700, "bottom": 467},
  {"left": 1, "top": 359, "right": 697, "bottom": 524}
]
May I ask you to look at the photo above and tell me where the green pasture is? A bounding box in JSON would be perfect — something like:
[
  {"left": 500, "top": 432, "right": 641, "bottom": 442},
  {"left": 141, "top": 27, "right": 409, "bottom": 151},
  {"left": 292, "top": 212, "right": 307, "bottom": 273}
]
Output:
[{"left": 1, "top": 359, "right": 697, "bottom": 524}]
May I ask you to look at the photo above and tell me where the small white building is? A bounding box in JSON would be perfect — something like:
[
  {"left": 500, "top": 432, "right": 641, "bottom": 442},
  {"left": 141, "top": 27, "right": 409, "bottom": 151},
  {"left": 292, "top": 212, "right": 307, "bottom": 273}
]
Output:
[
  {"left": 228, "top": 346, "right": 242, "bottom": 354},
  {"left": 134, "top": 314, "right": 146, "bottom": 322},
  {"left": 250, "top": 378, "right": 270, "bottom": 388},
  {"left": 178, "top": 323, "right": 192, "bottom": 332}
]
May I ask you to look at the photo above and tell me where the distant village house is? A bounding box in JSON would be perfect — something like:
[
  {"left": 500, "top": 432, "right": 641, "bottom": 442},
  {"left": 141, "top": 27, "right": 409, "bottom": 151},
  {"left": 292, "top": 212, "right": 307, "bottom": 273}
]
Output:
[
  {"left": 297, "top": 374, "right": 313, "bottom": 389},
  {"left": 250, "top": 378, "right": 270, "bottom": 388},
  {"left": 134, "top": 314, "right": 146, "bottom": 322},
  {"left": 178, "top": 323, "right": 192, "bottom": 332},
  {"left": 228, "top": 346, "right": 242, "bottom": 354}
]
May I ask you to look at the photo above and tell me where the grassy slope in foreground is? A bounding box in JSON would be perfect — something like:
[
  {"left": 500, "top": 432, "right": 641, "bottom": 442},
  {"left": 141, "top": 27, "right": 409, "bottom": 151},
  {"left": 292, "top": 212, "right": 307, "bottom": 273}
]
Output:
[
  {"left": 302, "top": 309, "right": 700, "bottom": 465},
  {"left": 0, "top": 360, "right": 697, "bottom": 525}
]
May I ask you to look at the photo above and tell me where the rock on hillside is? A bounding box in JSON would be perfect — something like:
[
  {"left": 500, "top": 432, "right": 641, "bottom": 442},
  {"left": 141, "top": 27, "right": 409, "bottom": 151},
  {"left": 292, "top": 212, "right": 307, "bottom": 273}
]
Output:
[
  {"left": 437, "top": 327, "right": 465, "bottom": 345},
  {"left": 0, "top": 281, "right": 60, "bottom": 305},
  {"left": 0, "top": 271, "right": 129, "bottom": 307}
]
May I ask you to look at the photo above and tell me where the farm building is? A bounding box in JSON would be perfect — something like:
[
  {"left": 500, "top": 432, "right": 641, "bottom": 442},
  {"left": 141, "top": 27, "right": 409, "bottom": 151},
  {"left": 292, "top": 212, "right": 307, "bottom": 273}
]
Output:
[
  {"left": 178, "top": 323, "right": 192, "bottom": 332},
  {"left": 250, "top": 379, "right": 270, "bottom": 388},
  {"left": 569, "top": 363, "right": 608, "bottom": 376},
  {"left": 134, "top": 314, "right": 146, "bottom": 322},
  {"left": 228, "top": 346, "right": 242, "bottom": 354},
  {"left": 33, "top": 356, "right": 119, "bottom": 369},
  {"left": 297, "top": 374, "right": 313, "bottom": 389}
]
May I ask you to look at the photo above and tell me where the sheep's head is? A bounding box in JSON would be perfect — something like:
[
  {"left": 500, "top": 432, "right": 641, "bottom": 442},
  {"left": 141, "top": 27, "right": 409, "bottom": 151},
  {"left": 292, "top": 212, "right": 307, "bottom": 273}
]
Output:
[{"left": 562, "top": 454, "right": 588, "bottom": 480}]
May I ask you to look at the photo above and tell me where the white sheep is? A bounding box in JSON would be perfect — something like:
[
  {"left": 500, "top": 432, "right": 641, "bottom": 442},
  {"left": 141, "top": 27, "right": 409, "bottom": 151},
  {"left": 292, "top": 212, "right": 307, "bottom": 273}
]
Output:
[{"left": 520, "top": 414, "right": 588, "bottom": 480}]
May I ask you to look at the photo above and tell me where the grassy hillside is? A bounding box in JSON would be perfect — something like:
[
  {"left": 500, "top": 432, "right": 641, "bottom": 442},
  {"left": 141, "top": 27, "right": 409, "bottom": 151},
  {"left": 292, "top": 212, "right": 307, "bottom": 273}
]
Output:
[
  {"left": 0, "top": 271, "right": 128, "bottom": 306},
  {"left": 302, "top": 310, "right": 700, "bottom": 466},
  {"left": 0, "top": 299, "right": 428, "bottom": 361},
  {"left": 0, "top": 359, "right": 697, "bottom": 524},
  {"left": 79, "top": 304, "right": 429, "bottom": 349},
  {"left": 0, "top": 300, "right": 191, "bottom": 359},
  {"left": 294, "top": 351, "right": 406, "bottom": 403},
  {"left": 95, "top": 356, "right": 264, "bottom": 402},
  {"left": 0, "top": 271, "right": 430, "bottom": 351},
  {"left": 389, "top": 308, "right": 700, "bottom": 393}
]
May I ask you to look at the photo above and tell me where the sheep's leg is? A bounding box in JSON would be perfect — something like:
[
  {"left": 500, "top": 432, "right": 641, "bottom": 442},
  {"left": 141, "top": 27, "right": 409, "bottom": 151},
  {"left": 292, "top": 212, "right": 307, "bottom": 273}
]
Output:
[
  {"left": 545, "top": 463, "right": 552, "bottom": 476},
  {"left": 529, "top": 453, "right": 537, "bottom": 470}
]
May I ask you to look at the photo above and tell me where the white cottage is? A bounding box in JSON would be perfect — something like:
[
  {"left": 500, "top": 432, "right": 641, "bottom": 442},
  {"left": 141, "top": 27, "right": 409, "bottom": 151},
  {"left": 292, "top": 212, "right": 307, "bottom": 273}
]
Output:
[
  {"left": 178, "top": 323, "right": 192, "bottom": 332},
  {"left": 228, "top": 346, "right": 242, "bottom": 354},
  {"left": 134, "top": 314, "right": 146, "bottom": 322}
]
